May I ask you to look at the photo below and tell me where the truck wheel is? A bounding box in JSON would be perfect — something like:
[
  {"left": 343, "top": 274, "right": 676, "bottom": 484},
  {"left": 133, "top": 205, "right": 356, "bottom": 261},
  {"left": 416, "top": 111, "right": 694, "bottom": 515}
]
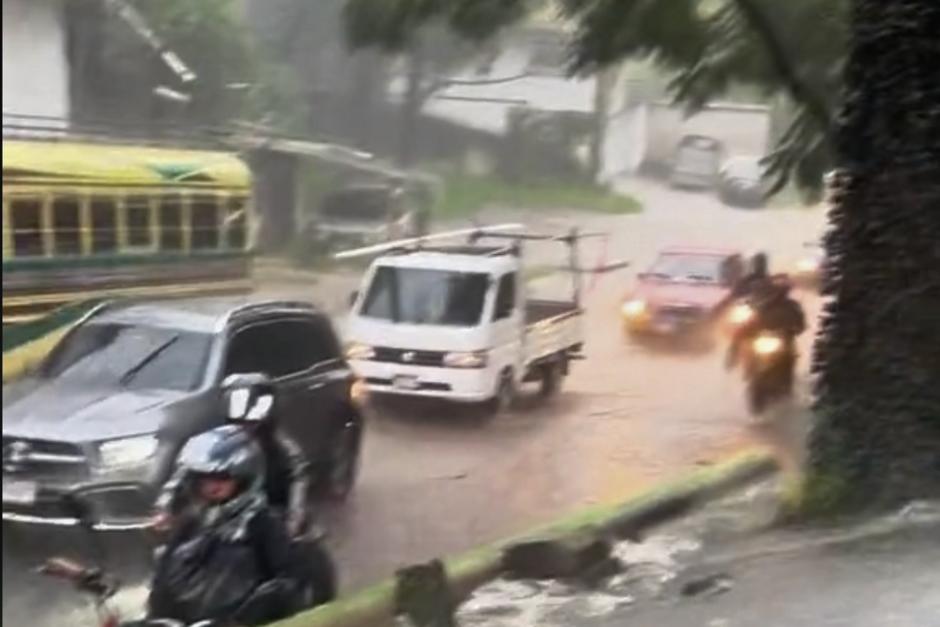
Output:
[
  {"left": 539, "top": 360, "right": 563, "bottom": 399},
  {"left": 486, "top": 372, "right": 517, "bottom": 415}
]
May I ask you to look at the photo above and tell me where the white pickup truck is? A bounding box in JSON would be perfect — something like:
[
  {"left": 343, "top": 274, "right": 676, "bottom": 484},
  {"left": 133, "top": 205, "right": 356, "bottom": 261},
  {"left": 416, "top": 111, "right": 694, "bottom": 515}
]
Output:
[{"left": 340, "top": 226, "right": 596, "bottom": 412}]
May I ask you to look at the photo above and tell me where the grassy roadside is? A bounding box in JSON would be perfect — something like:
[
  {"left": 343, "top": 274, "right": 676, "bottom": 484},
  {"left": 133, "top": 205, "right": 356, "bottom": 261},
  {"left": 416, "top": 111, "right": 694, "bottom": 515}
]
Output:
[{"left": 435, "top": 173, "right": 643, "bottom": 219}]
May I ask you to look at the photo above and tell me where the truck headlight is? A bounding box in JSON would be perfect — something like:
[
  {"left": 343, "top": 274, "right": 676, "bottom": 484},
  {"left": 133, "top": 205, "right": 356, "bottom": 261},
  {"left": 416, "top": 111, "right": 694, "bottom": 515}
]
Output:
[
  {"left": 346, "top": 342, "right": 376, "bottom": 361},
  {"left": 621, "top": 299, "right": 646, "bottom": 317},
  {"left": 98, "top": 435, "right": 158, "bottom": 471},
  {"left": 443, "top": 350, "right": 488, "bottom": 369}
]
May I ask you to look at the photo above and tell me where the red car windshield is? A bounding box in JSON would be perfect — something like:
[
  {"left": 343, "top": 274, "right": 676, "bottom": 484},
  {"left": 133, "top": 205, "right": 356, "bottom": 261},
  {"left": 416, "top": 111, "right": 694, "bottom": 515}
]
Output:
[{"left": 645, "top": 253, "right": 726, "bottom": 284}]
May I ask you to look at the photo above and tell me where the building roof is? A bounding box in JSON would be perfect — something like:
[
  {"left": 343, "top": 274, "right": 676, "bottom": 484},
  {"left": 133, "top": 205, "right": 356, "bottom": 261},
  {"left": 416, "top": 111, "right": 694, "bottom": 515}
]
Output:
[{"left": 3, "top": 140, "right": 251, "bottom": 189}]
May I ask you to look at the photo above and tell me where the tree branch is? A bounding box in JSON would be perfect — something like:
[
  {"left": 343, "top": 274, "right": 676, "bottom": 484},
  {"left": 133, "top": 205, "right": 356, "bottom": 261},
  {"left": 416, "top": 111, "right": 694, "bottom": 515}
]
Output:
[
  {"left": 729, "top": 0, "right": 834, "bottom": 133},
  {"left": 439, "top": 72, "right": 530, "bottom": 87}
]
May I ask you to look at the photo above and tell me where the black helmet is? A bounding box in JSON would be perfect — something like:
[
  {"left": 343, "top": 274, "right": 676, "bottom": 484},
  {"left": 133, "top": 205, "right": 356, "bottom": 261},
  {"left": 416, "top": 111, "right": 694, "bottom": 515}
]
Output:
[
  {"left": 221, "top": 373, "right": 276, "bottom": 425},
  {"left": 770, "top": 273, "right": 793, "bottom": 297},
  {"left": 178, "top": 424, "right": 265, "bottom": 491}
]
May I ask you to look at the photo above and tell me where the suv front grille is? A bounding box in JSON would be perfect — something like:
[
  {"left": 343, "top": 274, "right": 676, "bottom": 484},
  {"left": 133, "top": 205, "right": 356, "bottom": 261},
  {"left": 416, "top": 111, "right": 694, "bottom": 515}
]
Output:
[{"left": 2, "top": 436, "right": 89, "bottom": 482}]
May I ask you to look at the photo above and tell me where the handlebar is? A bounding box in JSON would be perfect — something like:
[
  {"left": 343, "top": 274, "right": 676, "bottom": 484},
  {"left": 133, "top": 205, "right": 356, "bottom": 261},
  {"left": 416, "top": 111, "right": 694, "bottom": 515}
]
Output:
[{"left": 38, "top": 557, "right": 118, "bottom": 598}]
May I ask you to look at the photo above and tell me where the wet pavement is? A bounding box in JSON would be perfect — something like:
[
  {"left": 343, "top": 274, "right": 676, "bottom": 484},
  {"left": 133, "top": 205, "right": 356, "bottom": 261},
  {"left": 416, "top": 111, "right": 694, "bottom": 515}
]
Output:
[
  {"left": 2, "top": 178, "right": 827, "bottom": 625},
  {"left": 458, "top": 483, "right": 940, "bottom": 627}
]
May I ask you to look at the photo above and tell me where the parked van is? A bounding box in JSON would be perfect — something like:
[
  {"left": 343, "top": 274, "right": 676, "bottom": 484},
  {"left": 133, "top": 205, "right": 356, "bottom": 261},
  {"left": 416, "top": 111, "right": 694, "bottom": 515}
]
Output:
[{"left": 669, "top": 135, "right": 724, "bottom": 189}]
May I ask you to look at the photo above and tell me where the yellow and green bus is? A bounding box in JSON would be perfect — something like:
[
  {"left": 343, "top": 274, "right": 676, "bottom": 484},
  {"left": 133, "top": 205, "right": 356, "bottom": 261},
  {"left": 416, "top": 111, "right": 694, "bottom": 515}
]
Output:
[{"left": 2, "top": 139, "right": 254, "bottom": 324}]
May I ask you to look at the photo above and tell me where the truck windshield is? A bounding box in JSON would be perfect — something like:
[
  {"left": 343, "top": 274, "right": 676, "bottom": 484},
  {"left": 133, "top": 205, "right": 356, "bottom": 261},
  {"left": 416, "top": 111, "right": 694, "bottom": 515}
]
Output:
[
  {"left": 360, "top": 266, "right": 489, "bottom": 327},
  {"left": 41, "top": 322, "right": 212, "bottom": 391}
]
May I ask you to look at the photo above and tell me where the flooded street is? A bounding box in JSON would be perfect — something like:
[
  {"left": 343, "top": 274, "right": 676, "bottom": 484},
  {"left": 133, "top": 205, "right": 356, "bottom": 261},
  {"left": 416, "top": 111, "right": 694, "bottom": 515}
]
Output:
[
  {"left": 2, "top": 179, "right": 827, "bottom": 625},
  {"left": 325, "top": 178, "right": 826, "bottom": 591}
]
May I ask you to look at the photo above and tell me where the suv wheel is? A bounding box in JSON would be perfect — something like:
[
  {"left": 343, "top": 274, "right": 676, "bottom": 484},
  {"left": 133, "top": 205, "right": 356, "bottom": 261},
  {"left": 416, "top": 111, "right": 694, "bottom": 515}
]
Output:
[{"left": 323, "top": 423, "right": 360, "bottom": 501}]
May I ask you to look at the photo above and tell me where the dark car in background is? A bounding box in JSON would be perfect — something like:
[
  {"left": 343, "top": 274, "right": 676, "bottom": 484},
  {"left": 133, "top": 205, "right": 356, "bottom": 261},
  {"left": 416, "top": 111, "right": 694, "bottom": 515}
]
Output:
[
  {"left": 2, "top": 298, "right": 365, "bottom": 528},
  {"left": 304, "top": 181, "right": 432, "bottom": 252},
  {"left": 718, "top": 156, "right": 772, "bottom": 208}
]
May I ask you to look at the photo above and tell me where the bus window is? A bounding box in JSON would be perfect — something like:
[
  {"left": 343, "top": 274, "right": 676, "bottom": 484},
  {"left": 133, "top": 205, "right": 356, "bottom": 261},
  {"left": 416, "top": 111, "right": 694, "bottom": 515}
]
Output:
[
  {"left": 10, "top": 199, "right": 44, "bottom": 257},
  {"left": 52, "top": 196, "right": 82, "bottom": 256},
  {"left": 90, "top": 197, "right": 118, "bottom": 254},
  {"left": 126, "top": 195, "right": 152, "bottom": 248},
  {"left": 224, "top": 197, "right": 247, "bottom": 250},
  {"left": 159, "top": 195, "right": 183, "bottom": 251},
  {"left": 190, "top": 195, "right": 220, "bottom": 250}
]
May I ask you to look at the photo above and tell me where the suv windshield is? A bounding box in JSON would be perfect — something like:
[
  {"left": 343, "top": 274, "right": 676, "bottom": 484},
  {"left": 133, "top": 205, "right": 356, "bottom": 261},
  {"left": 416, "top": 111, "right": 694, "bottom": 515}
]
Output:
[
  {"left": 360, "top": 266, "right": 489, "bottom": 326},
  {"left": 42, "top": 322, "right": 212, "bottom": 391},
  {"left": 647, "top": 254, "right": 725, "bottom": 284}
]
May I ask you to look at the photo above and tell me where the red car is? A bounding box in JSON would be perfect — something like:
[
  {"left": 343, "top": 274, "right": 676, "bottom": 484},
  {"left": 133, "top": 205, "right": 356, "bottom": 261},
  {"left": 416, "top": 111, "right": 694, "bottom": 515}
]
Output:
[{"left": 622, "top": 247, "right": 745, "bottom": 337}]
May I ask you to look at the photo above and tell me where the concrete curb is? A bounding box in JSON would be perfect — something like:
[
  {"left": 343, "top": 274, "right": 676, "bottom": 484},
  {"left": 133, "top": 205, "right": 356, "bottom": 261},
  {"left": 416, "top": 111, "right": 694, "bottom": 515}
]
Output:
[{"left": 272, "top": 449, "right": 779, "bottom": 627}]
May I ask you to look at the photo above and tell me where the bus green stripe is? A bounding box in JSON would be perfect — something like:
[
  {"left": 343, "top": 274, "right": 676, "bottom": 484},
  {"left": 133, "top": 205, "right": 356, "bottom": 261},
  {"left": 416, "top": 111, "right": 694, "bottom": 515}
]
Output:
[{"left": 2, "top": 250, "right": 253, "bottom": 273}]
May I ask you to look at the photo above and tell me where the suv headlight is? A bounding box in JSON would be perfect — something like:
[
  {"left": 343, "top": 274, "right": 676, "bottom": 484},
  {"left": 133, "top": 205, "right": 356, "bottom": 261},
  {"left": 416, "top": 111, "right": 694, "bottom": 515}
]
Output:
[
  {"left": 443, "top": 350, "right": 488, "bottom": 369},
  {"left": 98, "top": 435, "right": 158, "bottom": 471},
  {"left": 346, "top": 342, "right": 376, "bottom": 360}
]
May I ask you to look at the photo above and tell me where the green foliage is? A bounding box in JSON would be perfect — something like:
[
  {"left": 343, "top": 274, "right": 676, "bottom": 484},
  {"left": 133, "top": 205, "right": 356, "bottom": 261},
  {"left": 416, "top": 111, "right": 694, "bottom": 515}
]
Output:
[
  {"left": 69, "top": 0, "right": 259, "bottom": 126},
  {"left": 783, "top": 468, "right": 855, "bottom": 520},
  {"left": 141, "top": 0, "right": 258, "bottom": 121},
  {"left": 434, "top": 173, "right": 642, "bottom": 218},
  {"left": 342, "top": 0, "right": 529, "bottom": 50}
]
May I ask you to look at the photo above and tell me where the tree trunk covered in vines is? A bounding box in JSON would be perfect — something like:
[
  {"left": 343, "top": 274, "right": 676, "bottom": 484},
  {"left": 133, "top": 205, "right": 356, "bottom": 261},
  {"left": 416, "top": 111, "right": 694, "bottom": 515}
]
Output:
[{"left": 807, "top": 0, "right": 940, "bottom": 509}]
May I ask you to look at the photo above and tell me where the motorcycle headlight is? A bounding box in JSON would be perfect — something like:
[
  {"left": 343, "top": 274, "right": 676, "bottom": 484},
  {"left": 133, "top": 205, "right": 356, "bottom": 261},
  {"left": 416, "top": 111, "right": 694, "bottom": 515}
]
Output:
[
  {"left": 346, "top": 342, "right": 376, "bottom": 361},
  {"left": 443, "top": 350, "right": 488, "bottom": 369},
  {"left": 98, "top": 435, "right": 158, "bottom": 471},
  {"left": 729, "top": 303, "right": 755, "bottom": 325},
  {"left": 621, "top": 299, "right": 646, "bottom": 318},
  {"left": 753, "top": 334, "right": 784, "bottom": 356}
]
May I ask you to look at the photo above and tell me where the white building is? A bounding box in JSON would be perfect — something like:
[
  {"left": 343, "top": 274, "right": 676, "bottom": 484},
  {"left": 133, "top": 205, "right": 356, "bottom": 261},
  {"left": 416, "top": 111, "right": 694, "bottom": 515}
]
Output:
[
  {"left": 2, "top": 0, "right": 71, "bottom": 124},
  {"left": 389, "top": 15, "right": 771, "bottom": 183}
]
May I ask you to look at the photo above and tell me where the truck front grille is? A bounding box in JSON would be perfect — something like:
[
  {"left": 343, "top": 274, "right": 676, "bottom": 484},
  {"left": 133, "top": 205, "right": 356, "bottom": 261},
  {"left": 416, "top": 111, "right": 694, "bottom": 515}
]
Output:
[{"left": 372, "top": 347, "right": 445, "bottom": 367}]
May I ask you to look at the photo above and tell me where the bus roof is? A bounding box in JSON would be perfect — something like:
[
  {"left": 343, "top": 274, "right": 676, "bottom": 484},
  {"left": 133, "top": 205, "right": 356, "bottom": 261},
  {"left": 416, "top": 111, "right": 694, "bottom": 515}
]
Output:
[{"left": 2, "top": 140, "right": 251, "bottom": 189}]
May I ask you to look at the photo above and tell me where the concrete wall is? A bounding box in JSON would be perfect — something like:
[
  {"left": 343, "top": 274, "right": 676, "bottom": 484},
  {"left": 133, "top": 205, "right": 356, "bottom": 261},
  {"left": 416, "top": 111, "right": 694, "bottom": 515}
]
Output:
[{"left": 2, "top": 0, "right": 70, "bottom": 122}]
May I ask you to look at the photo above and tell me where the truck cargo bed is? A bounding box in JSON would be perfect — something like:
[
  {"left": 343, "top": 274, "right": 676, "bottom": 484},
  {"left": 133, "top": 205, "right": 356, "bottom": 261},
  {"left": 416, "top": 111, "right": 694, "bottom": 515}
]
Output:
[{"left": 525, "top": 299, "right": 579, "bottom": 325}]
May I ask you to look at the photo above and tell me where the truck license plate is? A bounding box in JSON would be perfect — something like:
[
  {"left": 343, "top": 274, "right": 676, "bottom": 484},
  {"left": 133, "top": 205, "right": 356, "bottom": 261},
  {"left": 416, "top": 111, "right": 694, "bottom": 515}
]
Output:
[
  {"left": 2, "top": 479, "right": 37, "bottom": 505},
  {"left": 393, "top": 375, "right": 419, "bottom": 390}
]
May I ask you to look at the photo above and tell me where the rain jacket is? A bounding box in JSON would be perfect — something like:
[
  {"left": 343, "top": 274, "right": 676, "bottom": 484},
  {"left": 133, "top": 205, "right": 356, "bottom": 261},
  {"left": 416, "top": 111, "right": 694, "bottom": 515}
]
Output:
[{"left": 147, "top": 502, "right": 299, "bottom": 625}]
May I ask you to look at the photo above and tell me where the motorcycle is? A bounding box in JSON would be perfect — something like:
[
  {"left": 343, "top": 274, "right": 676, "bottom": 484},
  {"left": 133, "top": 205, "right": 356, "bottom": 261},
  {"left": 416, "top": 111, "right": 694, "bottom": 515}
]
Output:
[
  {"left": 741, "top": 331, "right": 796, "bottom": 414},
  {"left": 36, "top": 482, "right": 224, "bottom": 627},
  {"left": 36, "top": 482, "right": 329, "bottom": 627}
]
